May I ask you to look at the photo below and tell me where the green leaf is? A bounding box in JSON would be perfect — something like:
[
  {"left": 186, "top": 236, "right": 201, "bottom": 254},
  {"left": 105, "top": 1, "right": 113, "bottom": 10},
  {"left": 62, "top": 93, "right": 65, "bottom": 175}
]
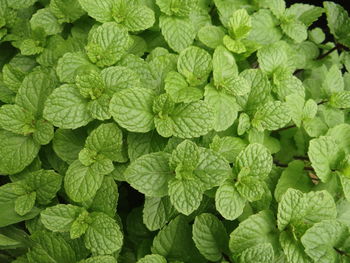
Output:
[
  {"left": 192, "top": 213, "right": 228, "bottom": 261},
  {"left": 70, "top": 210, "right": 89, "bottom": 239},
  {"left": 110, "top": 87, "right": 156, "bottom": 133},
  {"left": 125, "top": 152, "right": 172, "bottom": 197},
  {"left": 248, "top": 9, "right": 282, "bottom": 45},
  {"left": 197, "top": 25, "right": 225, "bottom": 49},
  {"left": 25, "top": 170, "right": 62, "bottom": 205},
  {"left": 64, "top": 160, "right": 104, "bottom": 202},
  {"left": 257, "top": 42, "right": 290, "bottom": 74},
  {"left": 177, "top": 46, "right": 212, "bottom": 86},
  {"left": 215, "top": 181, "right": 245, "bottom": 220},
  {"left": 56, "top": 52, "right": 96, "bottom": 83},
  {"left": 330, "top": 91, "right": 350, "bottom": 108},
  {"left": 274, "top": 161, "right": 313, "bottom": 202},
  {"left": 324, "top": 1, "right": 350, "bottom": 48},
  {"left": 168, "top": 101, "right": 214, "bottom": 138},
  {"left": 86, "top": 22, "right": 130, "bottom": 67},
  {"left": 159, "top": 16, "right": 196, "bottom": 53},
  {"left": 229, "top": 210, "right": 279, "bottom": 256},
  {"left": 137, "top": 254, "right": 167, "bottom": 263},
  {"left": 170, "top": 140, "right": 199, "bottom": 172},
  {"left": 143, "top": 196, "right": 177, "bottom": 231},
  {"left": 301, "top": 220, "right": 349, "bottom": 263},
  {"left": 78, "top": 0, "right": 114, "bottom": 23},
  {"left": 44, "top": 84, "right": 92, "bottom": 129},
  {"left": 15, "top": 192, "right": 36, "bottom": 216},
  {"left": 279, "top": 231, "right": 311, "bottom": 263},
  {"left": 237, "top": 113, "right": 250, "bottom": 135},
  {"left": 285, "top": 4, "right": 324, "bottom": 27},
  {"left": 252, "top": 101, "right": 291, "bottom": 131},
  {"left": 156, "top": 0, "right": 194, "bottom": 16},
  {"left": 27, "top": 231, "right": 77, "bottom": 263},
  {"left": 228, "top": 9, "right": 251, "bottom": 39},
  {"left": 50, "top": 0, "right": 85, "bottom": 23},
  {"left": 30, "top": 8, "right": 62, "bottom": 36},
  {"left": 204, "top": 84, "right": 238, "bottom": 132},
  {"left": 308, "top": 136, "right": 341, "bottom": 182},
  {"left": 83, "top": 256, "right": 117, "bottom": 263},
  {"left": 322, "top": 65, "right": 344, "bottom": 96},
  {"left": 277, "top": 188, "right": 337, "bottom": 231},
  {"left": 0, "top": 104, "right": 35, "bottom": 135},
  {"left": 33, "top": 119, "right": 54, "bottom": 145},
  {"left": 164, "top": 71, "right": 203, "bottom": 103},
  {"left": 0, "top": 201, "right": 40, "bottom": 228},
  {"left": 239, "top": 243, "right": 274, "bottom": 263},
  {"left": 0, "top": 130, "right": 40, "bottom": 175},
  {"left": 213, "top": 46, "right": 238, "bottom": 85},
  {"left": 151, "top": 215, "right": 201, "bottom": 262},
  {"left": 265, "top": 0, "right": 286, "bottom": 19},
  {"left": 194, "top": 147, "right": 231, "bottom": 189},
  {"left": 111, "top": 0, "right": 155, "bottom": 31},
  {"left": 281, "top": 19, "right": 307, "bottom": 43},
  {"left": 84, "top": 212, "right": 123, "bottom": 255},
  {"left": 101, "top": 66, "right": 141, "bottom": 95},
  {"left": 53, "top": 128, "right": 86, "bottom": 164},
  {"left": 236, "top": 176, "right": 265, "bottom": 202},
  {"left": 168, "top": 178, "right": 203, "bottom": 215},
  {"left": 127, "top": 132, "right": 168, "bottom": 162},
  {"left": 41, "top": 204, "right": 85, "bottom": 232},
  {"left": 236, "top": 143, "right": 273, "bottom": 178},
  {"left": 83, "top": 123, "right": 123, "bottom": 162},
  {"left": 210, "top": 135, "right": 247, "bottom": 163}
]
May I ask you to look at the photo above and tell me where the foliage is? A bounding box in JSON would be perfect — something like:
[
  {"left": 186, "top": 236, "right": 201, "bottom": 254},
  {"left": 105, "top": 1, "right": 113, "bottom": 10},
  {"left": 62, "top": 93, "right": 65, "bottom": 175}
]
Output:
[{"left": 0, "top": 0, "right": 350, "bottom": 262}]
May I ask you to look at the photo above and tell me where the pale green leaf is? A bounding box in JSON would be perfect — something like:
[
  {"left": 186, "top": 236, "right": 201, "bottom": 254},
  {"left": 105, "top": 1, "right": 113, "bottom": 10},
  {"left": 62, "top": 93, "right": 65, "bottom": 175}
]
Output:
[
  {"left": 15, "top": 192, "right": 36, "bottom": 216},
  {"left": 0, "top": 131, "right": 40, "bottom": 175},
  {"left": 252, "top": 101, "right": 291, "bottom": 131},
  {"left": 30, "top": 8, "right": 62, "bottom": 35},
  {"left": 78, "top": 0, "right": 113, "bottom": 23},
  {"left": 110, "top": 87, "right": 156, "bottom": 133},
  {"left": 215, "top": 181, "right": 245, "bottom": 220},
  {"left": 301, "top": 220, "right": 349, "bottom": 263},
  {"left": 168, "top": 178, "right": 203, "bottom": 215},
  {"left": 192, "top": 213, "right": 228, "bottom": 261},
  {"left": 86, "top": 22, "right": 130, "bottom": 67},
  {"left": 236, "top": 143, "right": 273, "bottom": 178},
  {"left": 64, "top": 160, "right": 104, "bottom": 202},
  {"left": 159, "top": 16, "right": 196, "bottom": 53},
  {"left": 125, "top": 152, "right": 172, "bottom": 197},
  {"left": 197, "top": 25, "right": 225, "bottom": 49},
  {"left": 210, "top": 135, "right": 247, "bottom": 163},
  {"left": 177, "top": 46, "right": 212, "bottom": 86},
  {"left": 44, "top": 84, "right": 92, "bottom": 129},
  {"left": 308, "top": 136, "right": 341, "bottom": 182},
  {"left": 84, "top": 212, "right": 123, "bottom": 255},
  {"left": 41, "top": 204, "right": 85, "bottom": 232},
  {"left": 143, "top": 196, "right": 177, "bottom": 231}
]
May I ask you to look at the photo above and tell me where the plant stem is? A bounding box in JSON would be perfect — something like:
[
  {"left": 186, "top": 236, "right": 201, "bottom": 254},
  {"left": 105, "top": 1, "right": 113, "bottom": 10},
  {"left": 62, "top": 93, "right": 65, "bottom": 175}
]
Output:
[{"left": 293, "top": 156, "right": 310, "bottom": 161}]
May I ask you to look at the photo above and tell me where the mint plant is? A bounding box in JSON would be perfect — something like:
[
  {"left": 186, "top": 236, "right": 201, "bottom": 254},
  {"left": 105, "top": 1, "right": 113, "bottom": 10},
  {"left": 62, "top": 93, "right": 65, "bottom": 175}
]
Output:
[{"left": 1, "top": 0, "right": 350, "bottom": 262}]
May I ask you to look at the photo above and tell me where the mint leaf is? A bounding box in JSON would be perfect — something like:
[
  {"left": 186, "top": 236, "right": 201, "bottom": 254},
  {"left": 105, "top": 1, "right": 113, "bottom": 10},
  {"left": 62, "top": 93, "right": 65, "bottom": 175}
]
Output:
[
  {"left": 125, "top": 152, "right": 172, "bottom": 197},
  {"left": 84, "top": 212, "right": 123, "bottom": 255},
  {"left": 192, "top": 213, "right": 229, "bottom": 261},
  {"left": 0, "top": 130, "right": 40, "bottom": 175},
  {"left": 177, "top": 46, "right": 212, "bottom": 86},
  {"left": 236, "top": 143, "right": 273, "bottom": 178},
  {"left": 41, "top": 204, "right": 85, "bottom": 233},
  {"left": 64, "top": 160, "right": 104, "bottom": 202},
  {"left": 301, "top": 220, "right": 349, "bottom": 263},
  {"left": 215, "top": 181, "right": 246, "bottom": 220},
  {"left": 44, "top": 84, "right": 92, "bottom": 129},
  {"left": 110, "top": 87, "right": 156, "bottom": 133}
]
